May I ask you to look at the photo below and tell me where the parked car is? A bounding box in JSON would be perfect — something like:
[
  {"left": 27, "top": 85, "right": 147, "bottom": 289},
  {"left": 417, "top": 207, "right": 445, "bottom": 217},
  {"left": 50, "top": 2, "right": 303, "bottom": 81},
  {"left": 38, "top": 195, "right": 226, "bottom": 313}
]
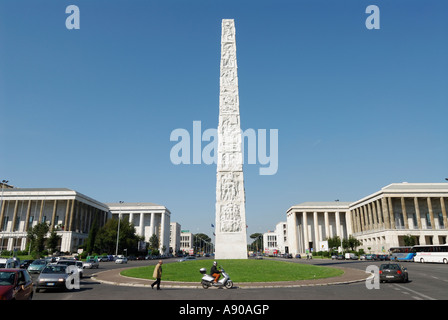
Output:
[
  {"left": 83, "top": 257, "right": 99, "bottom": 269},
  {"left": 115, "top": 255, "right": 128, "bottom": 264},
  {"left": 178, "top": 256, "right": 197, "bottom": 262},
  {"left": 20, "top": 260, "right": 34, "bottom": 269},
  {"left": 0, "top": 258, "right": 18, "bottom": 269},
  {"left": 0, "top": 268, "right": 34, "bottom": 300},
  {"left": 27, "top": 259, "right": 47, "bottom": 274},
  {"left": 379, "top": 263, "right": 409, "bottom": 283},
  {"left": 36, "top": 264, "right": 74, "bottom": 292},
  {"left": 98, "top": 256, "right": 109, "bottom": 262}
]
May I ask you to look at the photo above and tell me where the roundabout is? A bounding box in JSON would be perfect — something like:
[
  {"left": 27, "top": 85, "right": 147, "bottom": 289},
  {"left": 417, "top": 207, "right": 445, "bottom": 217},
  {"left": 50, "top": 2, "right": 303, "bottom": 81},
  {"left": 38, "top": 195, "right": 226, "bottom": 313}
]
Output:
[{"left": 92, "top": 259, "right": 371, "bottom": 289}]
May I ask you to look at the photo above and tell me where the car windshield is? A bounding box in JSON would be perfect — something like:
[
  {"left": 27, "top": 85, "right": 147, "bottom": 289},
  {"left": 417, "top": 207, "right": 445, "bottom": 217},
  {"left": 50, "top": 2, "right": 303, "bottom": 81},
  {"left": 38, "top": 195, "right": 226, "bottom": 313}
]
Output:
[
  {"left": 32, "top": 260, "right": 46, "bottom": 265},
  {"left": 0, "top": 271, "right": 15, "bottom": 286},
  {"left": 42, "top": 265, "right": 67, "bottom": 274},
  {"left": 59, "top": 261, "right": 76, "bottom": 266},
  {"left": 380, "top": 264, "right": 400, "bottom": 270}
]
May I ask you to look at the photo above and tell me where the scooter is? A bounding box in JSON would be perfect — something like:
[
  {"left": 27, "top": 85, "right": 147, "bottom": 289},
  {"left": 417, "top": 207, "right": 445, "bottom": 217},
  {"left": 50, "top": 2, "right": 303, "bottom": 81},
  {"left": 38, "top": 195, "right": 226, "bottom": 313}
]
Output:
[{"left": 200, "top": 266, "right": 234, "bottom": 289}]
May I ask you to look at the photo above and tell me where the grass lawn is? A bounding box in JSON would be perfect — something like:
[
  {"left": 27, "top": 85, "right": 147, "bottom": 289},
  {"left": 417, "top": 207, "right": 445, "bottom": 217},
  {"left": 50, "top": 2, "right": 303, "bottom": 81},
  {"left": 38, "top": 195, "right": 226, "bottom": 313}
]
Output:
[{"left": 120, "top": 259, "right": 344, "bottom": 283}]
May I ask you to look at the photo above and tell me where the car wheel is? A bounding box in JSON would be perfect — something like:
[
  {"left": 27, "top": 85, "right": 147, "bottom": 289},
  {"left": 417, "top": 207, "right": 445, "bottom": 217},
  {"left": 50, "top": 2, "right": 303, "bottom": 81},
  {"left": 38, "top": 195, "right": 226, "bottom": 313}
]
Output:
[
  {"left": 420, "top": 258, "right": 424, "bottom": 263},
  {"left": 443, "top": 258, "right": 448, "bottom": 264}
]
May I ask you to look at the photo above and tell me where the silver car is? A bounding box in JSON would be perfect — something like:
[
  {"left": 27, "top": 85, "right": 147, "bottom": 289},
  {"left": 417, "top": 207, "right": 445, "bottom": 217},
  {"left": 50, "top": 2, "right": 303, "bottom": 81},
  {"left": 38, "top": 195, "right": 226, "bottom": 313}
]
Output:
[{"left": 36, "top": 264, "right": 73, "bottom": 292}]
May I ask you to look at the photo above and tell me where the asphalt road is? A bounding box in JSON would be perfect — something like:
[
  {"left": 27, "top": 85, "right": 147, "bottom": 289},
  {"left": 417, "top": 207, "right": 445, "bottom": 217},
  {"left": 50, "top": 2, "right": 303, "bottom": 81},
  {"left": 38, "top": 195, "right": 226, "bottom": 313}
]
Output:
[{"left": 31, "top": 258, "right": 448, "bottom": 301}]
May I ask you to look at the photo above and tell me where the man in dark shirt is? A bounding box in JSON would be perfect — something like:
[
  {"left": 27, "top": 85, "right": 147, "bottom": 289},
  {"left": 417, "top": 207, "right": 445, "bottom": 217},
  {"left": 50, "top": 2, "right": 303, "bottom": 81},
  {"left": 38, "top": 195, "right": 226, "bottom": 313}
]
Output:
[{"left": 210, "top": 261, "right": 221, "bottom": 283}]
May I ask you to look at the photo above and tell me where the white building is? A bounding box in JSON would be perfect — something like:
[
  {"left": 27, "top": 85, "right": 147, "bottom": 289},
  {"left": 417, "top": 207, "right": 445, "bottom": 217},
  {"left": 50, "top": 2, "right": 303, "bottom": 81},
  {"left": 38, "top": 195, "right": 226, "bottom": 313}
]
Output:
[
  {"left": 180, "top": 231, "right": 193, "bottom": 254},
  {"left": 106, "top": 202, "right": 171, "bottom": 254},
  {"left": 263, "top": 222, "right": 288, "bottom": 255},
  {"left": 286, "top": 183, "right": 448, "bottom": 255},
  {"left": 287, "top": 202, "right": 351, "bottom": 254},
  {"left": 170, "top": 222, "right": 181, "bottom": 254},
  {"left": 0, "top": 188, "right": 109, "bottom": 253}
]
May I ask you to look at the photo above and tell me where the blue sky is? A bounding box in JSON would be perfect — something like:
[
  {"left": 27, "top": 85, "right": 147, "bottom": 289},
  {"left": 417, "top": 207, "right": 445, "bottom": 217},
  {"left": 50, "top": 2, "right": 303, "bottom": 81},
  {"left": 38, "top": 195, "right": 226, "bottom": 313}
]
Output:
[{"left": 1, "top": 0, "right": 447, "bottom": 240}]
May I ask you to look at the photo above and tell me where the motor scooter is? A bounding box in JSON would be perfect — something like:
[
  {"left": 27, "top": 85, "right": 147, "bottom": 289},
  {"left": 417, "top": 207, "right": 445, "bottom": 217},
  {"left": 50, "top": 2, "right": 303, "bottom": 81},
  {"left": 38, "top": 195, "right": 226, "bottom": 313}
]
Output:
[{"left": 200, "top": 266, "right": 233, "bottom": 289}]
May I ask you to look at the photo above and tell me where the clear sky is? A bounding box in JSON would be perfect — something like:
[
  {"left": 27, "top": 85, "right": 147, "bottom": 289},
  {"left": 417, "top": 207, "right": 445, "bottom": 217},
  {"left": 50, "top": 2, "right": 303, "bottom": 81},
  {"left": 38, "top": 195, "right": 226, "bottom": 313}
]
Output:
[{"left": 1, "top": 0, "right": 447, "bottom": 241}]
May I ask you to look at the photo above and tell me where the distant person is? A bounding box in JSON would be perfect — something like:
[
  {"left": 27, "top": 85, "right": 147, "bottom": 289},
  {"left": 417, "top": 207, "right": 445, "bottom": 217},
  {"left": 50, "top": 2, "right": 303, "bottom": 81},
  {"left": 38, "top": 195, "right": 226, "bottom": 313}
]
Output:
[{"left": 151, "top": 260, "right": 163, "bottom": 290}]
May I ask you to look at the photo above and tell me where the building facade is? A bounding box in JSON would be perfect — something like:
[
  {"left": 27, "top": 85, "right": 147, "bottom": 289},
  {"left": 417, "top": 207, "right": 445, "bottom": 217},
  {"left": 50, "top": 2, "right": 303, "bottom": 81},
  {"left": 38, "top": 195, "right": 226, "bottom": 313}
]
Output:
[
  {"left": 106, "top": 202, "right": 171, "bottom": 254},
  {"left": 170, "top": 222, "right": 181, "bottom": 254},
  {"left": 287, "top": 202, "right": 351, "bottom": 254},
  {"left": 286, "top": 183, "right": 448, "bottom": 255},
  {"left": 0, "top": 188, "right": 109, "bottom": 253},
  {"left": 180, "top": 231, "right": 193, "bottom": 254},
  {"left": 350, "top": 183, "right": 448, "bottom": 253}
]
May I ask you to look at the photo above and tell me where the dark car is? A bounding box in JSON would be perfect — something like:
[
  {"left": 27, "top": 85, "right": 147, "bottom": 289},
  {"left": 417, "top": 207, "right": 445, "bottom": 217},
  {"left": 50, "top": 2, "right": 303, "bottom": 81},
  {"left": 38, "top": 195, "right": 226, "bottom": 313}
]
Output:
[
  {"left": 0, "top": 269, "right": 34, "bottom": 300},
  {"left": 20, "top": 260, "right": 34, "bottom": 269},
  {"left": 379, "top": 263, "right": 409, "bottom": 283}
]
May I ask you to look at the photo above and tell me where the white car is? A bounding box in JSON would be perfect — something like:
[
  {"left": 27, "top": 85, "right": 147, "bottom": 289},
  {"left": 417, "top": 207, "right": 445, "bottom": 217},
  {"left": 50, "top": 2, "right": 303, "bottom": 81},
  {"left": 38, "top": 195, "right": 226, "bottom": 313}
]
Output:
[{"left": 115, "top": 256, "right": 128, "bottom": 264}]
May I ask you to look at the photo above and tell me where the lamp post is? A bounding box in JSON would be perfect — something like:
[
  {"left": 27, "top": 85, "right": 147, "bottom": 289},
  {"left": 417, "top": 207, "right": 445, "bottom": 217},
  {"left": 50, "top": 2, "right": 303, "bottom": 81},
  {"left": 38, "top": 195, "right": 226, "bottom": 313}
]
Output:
[
  {"left": 0, "top": 180, "right": 9, "bottom": 254},
  {"left": 115, "top": 201, "right": 124, "bottom": 256}
]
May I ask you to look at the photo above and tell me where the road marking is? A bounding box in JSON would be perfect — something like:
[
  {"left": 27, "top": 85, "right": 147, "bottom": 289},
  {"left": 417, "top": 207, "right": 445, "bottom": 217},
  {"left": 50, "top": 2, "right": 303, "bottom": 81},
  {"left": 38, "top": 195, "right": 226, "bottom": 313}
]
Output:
[{"left": 394, "top": 284, "right": 436, "bottom": 300}]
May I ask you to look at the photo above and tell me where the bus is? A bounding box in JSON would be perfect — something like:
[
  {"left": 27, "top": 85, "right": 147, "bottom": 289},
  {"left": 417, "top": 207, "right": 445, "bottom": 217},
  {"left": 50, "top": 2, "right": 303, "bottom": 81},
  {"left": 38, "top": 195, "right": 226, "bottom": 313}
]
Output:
[
  {"left": 389, "top": 246, "right": 416, "bottom": 262},
  {"left": 413, "top": 244, "right": 448, "bottom": 264}
]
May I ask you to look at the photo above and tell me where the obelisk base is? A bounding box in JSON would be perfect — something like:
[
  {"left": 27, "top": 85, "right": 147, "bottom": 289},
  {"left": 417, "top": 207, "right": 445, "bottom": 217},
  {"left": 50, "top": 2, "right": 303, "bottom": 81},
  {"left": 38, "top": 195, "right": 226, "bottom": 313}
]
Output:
[{"left": 215, "top": 232, "right": 248, "bottom": 260}]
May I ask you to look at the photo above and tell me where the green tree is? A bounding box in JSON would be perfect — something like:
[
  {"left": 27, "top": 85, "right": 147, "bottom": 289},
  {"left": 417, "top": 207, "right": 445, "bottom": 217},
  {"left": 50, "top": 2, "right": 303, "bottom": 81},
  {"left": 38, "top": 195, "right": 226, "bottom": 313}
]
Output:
[
  {"left": 46, "top": 230, "right": 62, "bottom": 254},
  {"left": 94, "top": 217, "right": 143, "bottom": 255},
  {"left": 149, "top": 234, "right": 159, "bottom": 255},
  {"left": 27, "top": 222, "right": 49, "bottom": 258},
  {"left": 85, "top": 217, "right": 99, "bottom": 254},
  {"left": 403, "top": 234, "right": 416, "bottom": 247},
  {"left": 193, "top": 233, "right": 211, "bottom": 253},
  {"left": 249, "top": 233, "right": 263, "bottom": 252}
]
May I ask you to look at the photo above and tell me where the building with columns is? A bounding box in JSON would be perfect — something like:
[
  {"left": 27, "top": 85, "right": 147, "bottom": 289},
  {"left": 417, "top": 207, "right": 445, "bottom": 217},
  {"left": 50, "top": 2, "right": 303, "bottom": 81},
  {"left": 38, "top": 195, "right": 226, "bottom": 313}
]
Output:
[
  {"left": 286, "top": 202, "right": 351, "bottom": 255},
  {"left": 0, "top": 188, "right": 109, "bottom": 253},
  {"left": 106, "top": 202, "right": 171, "bottom": 255},
  {"left": 286, "top": 183, "right": 448, "bottom": 255},
  {"left": 350, "top": 183, "right": 448, "bottom": 253}
]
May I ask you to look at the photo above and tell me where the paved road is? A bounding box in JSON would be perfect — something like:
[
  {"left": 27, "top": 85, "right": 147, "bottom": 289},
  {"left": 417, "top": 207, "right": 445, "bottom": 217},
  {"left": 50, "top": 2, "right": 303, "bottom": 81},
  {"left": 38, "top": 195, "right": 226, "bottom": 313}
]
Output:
[{"left": 31, "top": 258, "right": 448, "bottom": 301}]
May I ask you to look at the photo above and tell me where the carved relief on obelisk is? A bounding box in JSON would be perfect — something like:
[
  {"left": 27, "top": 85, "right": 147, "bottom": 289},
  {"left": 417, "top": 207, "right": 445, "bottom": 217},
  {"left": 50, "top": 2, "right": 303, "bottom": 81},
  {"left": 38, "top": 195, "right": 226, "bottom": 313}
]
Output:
[{"left": 214, "top": 19, "right": 247, "bottom": 259}]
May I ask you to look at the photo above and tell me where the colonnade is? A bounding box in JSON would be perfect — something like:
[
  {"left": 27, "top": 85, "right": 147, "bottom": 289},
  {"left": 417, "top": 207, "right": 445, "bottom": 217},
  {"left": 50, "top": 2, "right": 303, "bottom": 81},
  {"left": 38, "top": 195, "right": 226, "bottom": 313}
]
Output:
[{"left": 351, "top": 196, "right": 448, "bottom": 234}]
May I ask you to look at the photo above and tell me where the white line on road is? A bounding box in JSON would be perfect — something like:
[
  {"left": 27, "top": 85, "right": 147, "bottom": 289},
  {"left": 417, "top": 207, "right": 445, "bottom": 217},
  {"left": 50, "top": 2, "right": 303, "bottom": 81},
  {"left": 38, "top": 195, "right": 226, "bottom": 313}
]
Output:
[{"left": 394, "top": 284, "right": 436, "bottom": 300}]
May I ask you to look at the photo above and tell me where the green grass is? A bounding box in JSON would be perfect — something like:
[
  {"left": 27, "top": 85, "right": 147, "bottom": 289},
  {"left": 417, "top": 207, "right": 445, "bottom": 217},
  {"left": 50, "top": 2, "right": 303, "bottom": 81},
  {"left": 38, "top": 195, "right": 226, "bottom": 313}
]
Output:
[{"left": 120, "top": 259, "right": 344, "bottom": 283}]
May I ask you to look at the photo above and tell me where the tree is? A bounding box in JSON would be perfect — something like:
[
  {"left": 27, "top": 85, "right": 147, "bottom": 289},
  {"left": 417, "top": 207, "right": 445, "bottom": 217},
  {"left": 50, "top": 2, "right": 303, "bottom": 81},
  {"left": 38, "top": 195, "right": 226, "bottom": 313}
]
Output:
[
  {"left": 85, "top": 217, "right": 99, "bottom": 255},
  {"left": 193, "top": 233, "right": 211, "bottom": 253},
  {"left": 249, "top": 233, "right": 263, "bottom": 252},
  {"left": 27, "top": 222, "right": 49, "bottom": 258},
  {"left": 345, "top": 235, "right": 361, "bottom": 251},
  {"left": 46, "top": 230, "right": 62, "bottom": 254},
  {"left": 94, "top": 217, "right": 143, "bottom": 255},
  {"left": 149, "top": 234, "right": 159, "bottom": 255},
  {"left": 403, "top": 234, "right": 416, "bottom": 247}
]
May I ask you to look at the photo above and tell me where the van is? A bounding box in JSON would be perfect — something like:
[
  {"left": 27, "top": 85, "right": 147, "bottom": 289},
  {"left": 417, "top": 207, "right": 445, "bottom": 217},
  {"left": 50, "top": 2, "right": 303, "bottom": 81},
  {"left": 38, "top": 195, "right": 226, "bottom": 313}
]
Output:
[
  {"left": 345, "top": 253, "right": 359, "bottom": 260},
  {"left": 0, "top": 258, "right": 18, "bottom": 268}
]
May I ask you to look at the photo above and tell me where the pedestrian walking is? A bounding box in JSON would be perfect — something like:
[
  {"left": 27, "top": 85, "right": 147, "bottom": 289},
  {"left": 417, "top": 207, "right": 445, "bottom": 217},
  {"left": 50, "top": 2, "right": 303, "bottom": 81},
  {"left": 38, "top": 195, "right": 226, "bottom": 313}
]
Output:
[{"left": 151, "top": 260, "right": 163, "bottom": 290}]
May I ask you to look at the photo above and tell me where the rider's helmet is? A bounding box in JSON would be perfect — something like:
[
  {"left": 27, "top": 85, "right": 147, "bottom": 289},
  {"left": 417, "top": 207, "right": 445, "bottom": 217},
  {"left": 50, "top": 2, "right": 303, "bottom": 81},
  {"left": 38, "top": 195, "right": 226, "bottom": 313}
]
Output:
[{"left": 213, "top": 261, "right": 217, "bottom": 266}]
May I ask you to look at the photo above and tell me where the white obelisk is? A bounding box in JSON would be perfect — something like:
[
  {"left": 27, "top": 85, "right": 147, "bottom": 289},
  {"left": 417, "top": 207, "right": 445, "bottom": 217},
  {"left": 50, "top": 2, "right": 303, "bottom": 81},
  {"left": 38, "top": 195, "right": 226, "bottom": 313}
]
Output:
[{"left": 214, "top": 19, "right": 248, "bottom": 259}]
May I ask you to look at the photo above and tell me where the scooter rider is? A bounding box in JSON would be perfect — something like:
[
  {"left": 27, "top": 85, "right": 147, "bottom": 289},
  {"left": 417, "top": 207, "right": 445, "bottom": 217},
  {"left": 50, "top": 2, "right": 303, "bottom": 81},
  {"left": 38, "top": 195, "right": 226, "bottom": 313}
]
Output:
[{"left": 210, "top": 261, "right": 221, "bottom": 283}]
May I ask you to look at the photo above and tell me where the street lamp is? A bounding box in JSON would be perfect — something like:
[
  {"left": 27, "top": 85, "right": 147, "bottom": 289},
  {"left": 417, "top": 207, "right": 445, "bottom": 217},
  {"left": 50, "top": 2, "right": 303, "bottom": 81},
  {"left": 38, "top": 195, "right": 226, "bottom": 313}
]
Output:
[
  {"left": 0, "top": 180, "right": 9, "bottom": 253},
  {"left": 115, "top": 201, "right": 124, "bottom": 256}
]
